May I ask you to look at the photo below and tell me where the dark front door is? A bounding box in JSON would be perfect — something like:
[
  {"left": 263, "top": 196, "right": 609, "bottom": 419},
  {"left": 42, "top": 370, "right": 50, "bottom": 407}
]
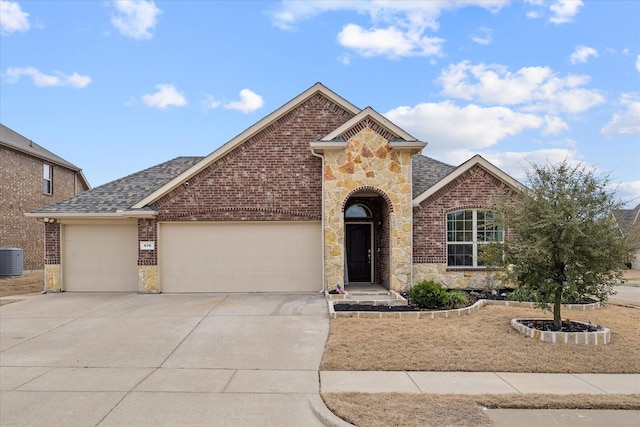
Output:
[{"left": 346, "top": 223, "right": 372, "bottom": 282}]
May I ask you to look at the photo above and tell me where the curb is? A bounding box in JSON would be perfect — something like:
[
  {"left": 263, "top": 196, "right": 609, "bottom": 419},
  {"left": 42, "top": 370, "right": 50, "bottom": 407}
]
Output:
[{"left": 309, "top": 395, "right": 355, "bottom": 427}]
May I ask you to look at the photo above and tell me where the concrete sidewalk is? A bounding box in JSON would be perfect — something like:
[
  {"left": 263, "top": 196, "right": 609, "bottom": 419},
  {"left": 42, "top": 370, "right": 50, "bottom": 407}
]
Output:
[
  {"left": 320, "top": 371, "right": 640, "bottom": 395},
  {"left": 318, "top": 372, "right": 640, "bottom": 427}
]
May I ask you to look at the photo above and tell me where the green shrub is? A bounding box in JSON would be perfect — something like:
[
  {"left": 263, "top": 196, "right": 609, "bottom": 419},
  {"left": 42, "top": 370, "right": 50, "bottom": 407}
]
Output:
[
  {"left": 443, "top": 290, "right": 469, "bottom": 309},
  {"left": 508, "top": 287, "right": 539, "bottom": 302},
  {"left": 409, "top": 280, "right": 448, "bottom": 309}
]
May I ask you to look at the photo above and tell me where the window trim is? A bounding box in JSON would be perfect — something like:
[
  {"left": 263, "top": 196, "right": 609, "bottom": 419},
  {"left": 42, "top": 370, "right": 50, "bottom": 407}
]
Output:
[
  {"left": 345, "top": 203, "right": 373, "bottom": 219},
  {"left": 446, "top": 209, "right": 503, "bottom": 268},
  {"left": 43, "top": 163, "right": 52, "bottom": 195}
]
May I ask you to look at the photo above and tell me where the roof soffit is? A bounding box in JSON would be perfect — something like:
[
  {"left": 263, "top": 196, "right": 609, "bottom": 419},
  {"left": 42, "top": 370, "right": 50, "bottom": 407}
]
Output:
[{"left": 132, "top": 83, "right": 361, "bottom": 209}]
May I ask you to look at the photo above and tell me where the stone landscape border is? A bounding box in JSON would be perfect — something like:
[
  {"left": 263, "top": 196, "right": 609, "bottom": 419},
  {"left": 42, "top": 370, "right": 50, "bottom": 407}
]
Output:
[
  {"left": 327, "top": 299, "right": 602, "bottom": 319},
  {"left": 511, "top": 318, "right": 610, "bottom": 345}
]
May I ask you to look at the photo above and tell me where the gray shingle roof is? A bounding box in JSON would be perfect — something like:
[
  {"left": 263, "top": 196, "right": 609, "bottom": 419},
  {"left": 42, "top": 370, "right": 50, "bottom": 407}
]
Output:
[
  {"left": 411, "top": 154, "right": 456, "bottom": 198},
  {"left": 1, "top": 123, "right": 82, "bottom": 171},
  {"left": 612, "top": 204, "right": 640, "bottom": 237},
  {"left": 31, "top": 156, "right": 203, "bottom": 214},
  {"left": 30, "top": 152, "right": 455, "bottom": 215}
]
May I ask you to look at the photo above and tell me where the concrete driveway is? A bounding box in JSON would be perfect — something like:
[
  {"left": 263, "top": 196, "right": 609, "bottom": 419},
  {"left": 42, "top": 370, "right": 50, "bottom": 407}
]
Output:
[{"left": 0, "top": 292, "right": 329, "bottom": 426}]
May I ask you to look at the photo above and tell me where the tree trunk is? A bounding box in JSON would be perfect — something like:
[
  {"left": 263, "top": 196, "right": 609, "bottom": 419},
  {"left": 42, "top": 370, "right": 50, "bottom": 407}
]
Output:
[{"left": 553, "top": 286, "right": 562, "bottom": 329}]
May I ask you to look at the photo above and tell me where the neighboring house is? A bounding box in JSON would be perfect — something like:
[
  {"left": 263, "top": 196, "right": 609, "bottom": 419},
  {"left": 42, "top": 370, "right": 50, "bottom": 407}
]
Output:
[
  {"left": 612, "top": 204, "right": 640, "bottom": 269},
  {"left": 1, "top": 124, "right": 90, "bottom": 271},
  {"left": 27, "top": 83, "right": 522, "bottom": 293}
]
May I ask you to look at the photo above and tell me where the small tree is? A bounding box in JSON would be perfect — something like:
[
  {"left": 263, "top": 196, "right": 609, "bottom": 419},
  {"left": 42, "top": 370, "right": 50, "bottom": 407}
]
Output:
[{"left": 500, "top": 160, "right": 628, "bottom": 329}]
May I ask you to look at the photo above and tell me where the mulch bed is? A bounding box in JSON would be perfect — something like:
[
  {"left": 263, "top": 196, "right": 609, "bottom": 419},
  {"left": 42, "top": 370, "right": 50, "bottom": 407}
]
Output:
[{"left": 518, "top": 319, "right": 603, "bottom": 332}]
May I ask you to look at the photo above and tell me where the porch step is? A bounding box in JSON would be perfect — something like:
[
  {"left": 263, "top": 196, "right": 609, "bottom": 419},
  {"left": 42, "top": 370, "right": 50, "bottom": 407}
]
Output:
[{"left": 325, "top": 289, "right": 408, "bottom": 306}]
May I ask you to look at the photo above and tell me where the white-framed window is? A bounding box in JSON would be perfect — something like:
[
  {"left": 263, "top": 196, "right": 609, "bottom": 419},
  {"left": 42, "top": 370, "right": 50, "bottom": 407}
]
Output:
[
  {"left": 447, "top": 209, "right": 503, "bottom": 267},
  {"left": 43, "top": 164, "right": 52, "bottom": 195}
]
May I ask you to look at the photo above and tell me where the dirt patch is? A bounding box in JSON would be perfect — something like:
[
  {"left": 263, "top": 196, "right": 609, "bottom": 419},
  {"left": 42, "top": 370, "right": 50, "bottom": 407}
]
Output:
[
  {"left": 0, "top": 270, "right": 43, "bottom": 298},
  {"left": 321, "top": 393, "right": 640, "bottom": 427},
  {"left": 321, "top": 304, "right": 640, "bottom": 373}
]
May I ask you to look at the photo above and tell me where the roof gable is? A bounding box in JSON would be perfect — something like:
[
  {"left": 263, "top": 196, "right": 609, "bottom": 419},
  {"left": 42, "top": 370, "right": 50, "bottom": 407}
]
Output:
[
  {"left": 612, "top": 204, "right": 640, "bottom": 236},
  {"left": 133, "top": 83, "right": 361, "bottom": 209},
  {"left": 412, "top": 155, "right": 524, "bottom": 206},
  {"left": 321, "top": 107, "right": 418, "bottom": 142}
]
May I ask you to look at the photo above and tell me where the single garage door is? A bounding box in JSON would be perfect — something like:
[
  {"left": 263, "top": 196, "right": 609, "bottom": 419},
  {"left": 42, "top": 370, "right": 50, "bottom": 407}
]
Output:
[
  {"left": 159, "top": 222, "right": 322, "bottom": 292},
  {"left": 62, "top": 222, "right": 138, "bottom": 291}
]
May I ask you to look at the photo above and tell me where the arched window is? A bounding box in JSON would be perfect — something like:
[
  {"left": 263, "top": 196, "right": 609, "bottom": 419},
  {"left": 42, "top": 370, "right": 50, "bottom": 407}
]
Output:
[
  {"left": 447, "top": 209, "right": 503, "bottom": 267},
  {"left": 345, "top": 204, "right": 372, "bottom": 219}
]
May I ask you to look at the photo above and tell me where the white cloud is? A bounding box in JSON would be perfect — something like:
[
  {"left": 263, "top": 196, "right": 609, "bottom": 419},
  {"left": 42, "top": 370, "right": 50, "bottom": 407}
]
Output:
[
  {"left": 438, "top": 61, "right": 605, "bottom": 114},
  {"left": 636, "top": 55, "right": 640, "bottom": 72},
  {"left": 270, "top": 1, "right": 508, "bottom": 58},
  {"left": 4, "top": 67, "right": 91, "bottom": 88},
  {"left": 385, "top": 101, "right": 543, "bottom": 156},
  {"left": 337, "top": 24, "right": 444, "bottom": 58},
  {"left": 141, "top": 84, "right": 187, "bottom": 109},
  {"left": 570, "top": 45, "right": 598, "bottom": 64},
  {"left": 111, "top": 0, "right": 161, "bottom": 40},
  {"left": 482, "top": 148, "right": 584, "bottom": 181},
  {"left": 270, "top": 1, "right": 509, "bottom": 30},
  {"left": 525, "top": 0, "right": 582, "bottom": 24},
  {"left": 614, "top": 181, "right": 640, "bottom": 208},
  {"left": 600, "top": 94, "right": 640, "bottom": 137},
  {"left": 549, "top": 0, "right": 583, "bottom": 24},
  {"left": 224, "top": 89, "right": 264, "bottom": 113},
  {"left": 201, "top": 94, "right": 222, "bottom": 111},
  {"left": 0, "top": 0, "right": 29, "bottom": 35},
  {"left": 542, "top": 115, "right": 570, "bottom": 135},
  {"left": 471, "top": 26, "right": 492, "bottom": 45}
]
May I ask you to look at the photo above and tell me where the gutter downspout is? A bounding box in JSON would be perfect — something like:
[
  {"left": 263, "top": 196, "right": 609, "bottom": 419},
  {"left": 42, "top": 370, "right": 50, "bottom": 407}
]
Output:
[{"left": 310, "top": 147, "right": 326, "bottom": 294}]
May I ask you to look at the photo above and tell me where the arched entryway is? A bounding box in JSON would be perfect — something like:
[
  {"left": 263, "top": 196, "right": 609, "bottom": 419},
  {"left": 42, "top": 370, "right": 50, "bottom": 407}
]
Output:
[{"left": 343, "top": 188, "right": 392, "bottom": 289}]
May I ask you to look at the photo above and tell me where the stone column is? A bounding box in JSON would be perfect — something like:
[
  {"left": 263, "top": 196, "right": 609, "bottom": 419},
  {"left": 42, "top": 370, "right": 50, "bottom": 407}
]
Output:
[
  {"left": 322, "top": 127, "right": 414, "bottom": 293},
  {"left": 44, "top": 221, "right": 61, "bottom": 292},
  {"left": 137, "top": 218, "right": 159, "bottom": 293}
]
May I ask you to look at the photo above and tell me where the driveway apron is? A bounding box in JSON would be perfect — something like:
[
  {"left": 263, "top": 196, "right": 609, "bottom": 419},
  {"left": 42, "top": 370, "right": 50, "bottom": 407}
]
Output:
[{"left": 0, "top": 292, "right": 329, "bottom": 426}]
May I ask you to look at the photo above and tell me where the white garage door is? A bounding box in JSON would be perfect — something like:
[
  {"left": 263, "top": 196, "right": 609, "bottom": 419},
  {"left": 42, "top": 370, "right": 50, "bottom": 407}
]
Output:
[
  {"left": 159, "top": 222, "right": 322, "bottom": 292},
  {"left": 62, "top": 222, "right": 138, "bottom": 292}
]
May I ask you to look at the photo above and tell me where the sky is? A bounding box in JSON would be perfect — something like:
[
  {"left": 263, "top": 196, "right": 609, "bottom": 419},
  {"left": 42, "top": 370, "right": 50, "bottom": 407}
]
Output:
[{"left": 1, "top": 0, "right": 639, "bottom": 207}]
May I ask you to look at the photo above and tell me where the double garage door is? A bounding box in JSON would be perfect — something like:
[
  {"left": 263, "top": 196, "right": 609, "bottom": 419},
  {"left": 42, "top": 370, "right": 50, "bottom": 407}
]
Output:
[
  {"left": 62, "top": 221, "right": 321, "bottom": 292},
  {"left": 159, "top": 222, "right": 322, "bottom": 292}
]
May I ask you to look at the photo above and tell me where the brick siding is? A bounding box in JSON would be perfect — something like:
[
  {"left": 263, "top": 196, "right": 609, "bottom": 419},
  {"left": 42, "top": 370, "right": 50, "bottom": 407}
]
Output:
[
  {"left": 137, "top": 218, "right": 157, "bottom": 265},
  {"left": 44, "top": 221, "right": 60, "bottom": 265},
  {"left": 0, "top": 146, "right": 88, "bottom": 270},
  {"left": 154, "top": 94, "right": 355, "bottom": 221},
  {"left": 412, "top": 164, "right": 519, "bottom": 263}
]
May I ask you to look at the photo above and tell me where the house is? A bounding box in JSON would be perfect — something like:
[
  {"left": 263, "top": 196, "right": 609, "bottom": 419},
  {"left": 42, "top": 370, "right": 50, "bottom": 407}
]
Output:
[
  {"left": 26, "top": 83, "right": 521, "bottom": 293},
  {"left": 612, "top": 204, "right": 640, "bottom": 269},
  {"left": 1, "top": 124, "right": 90, "bottom": 271}
]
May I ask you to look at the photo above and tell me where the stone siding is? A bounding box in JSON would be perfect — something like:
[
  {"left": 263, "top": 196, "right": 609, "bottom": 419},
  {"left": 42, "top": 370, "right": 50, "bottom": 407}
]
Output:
[
  {"left": 323, "top": 126, "right": 414, "bottom": 292},
  {"left": 138, "top": 265, "right": 158, "bottom": 293},
  {"left": 44, "top": 264, "right": 61, "bottom": 292}
]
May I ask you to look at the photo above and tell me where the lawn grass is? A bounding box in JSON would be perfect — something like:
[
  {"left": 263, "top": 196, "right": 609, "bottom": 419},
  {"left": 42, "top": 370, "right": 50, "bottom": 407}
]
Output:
[
  {"left": 322, "top": 393, "right": 640, "bottom": 427},
  {"left": 321, "top": 296, "right": 640, "bottom": 425},
  {"left": 321, "top": 304, "right": 640, "bottom": 373},
  {"left": 0, "top": 270, "right": 43, "bottom": 300}
]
